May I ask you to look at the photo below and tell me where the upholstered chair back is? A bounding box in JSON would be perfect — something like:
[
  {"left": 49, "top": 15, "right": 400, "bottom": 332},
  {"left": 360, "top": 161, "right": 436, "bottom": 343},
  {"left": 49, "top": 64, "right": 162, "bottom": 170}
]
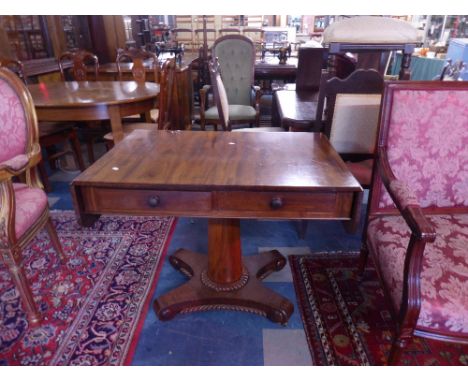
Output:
[
  {"left": 375, "top": 83, "right": 468, "bottom": 210},
  {"left": 0, "top": 68, "right": 32, "bottom": 164},
  {"left": 212, "top": 35, "right": 255, "bottom": 106},
  {"left": 317, "top": 69, "right": 384, "bottom": 159},
  {"left": 329, "top": 93, "right": 382, "bottom": 154}
]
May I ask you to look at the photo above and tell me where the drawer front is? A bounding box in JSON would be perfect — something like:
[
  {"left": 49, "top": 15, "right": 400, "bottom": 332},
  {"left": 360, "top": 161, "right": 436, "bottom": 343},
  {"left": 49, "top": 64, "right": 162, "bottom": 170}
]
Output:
[
  {"left": 81, "top": 187, "right": 211, "bottom": 215},
  {"left": 215, "top": 191, "right": 355, "bottom": 219}
]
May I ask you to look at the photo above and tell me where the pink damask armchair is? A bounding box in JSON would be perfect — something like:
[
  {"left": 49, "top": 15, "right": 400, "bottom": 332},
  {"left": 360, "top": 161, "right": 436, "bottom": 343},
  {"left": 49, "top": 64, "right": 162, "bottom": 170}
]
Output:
[
  {"left": 359, "top": 81, "right": 468, "bottom": 364},
  {"left": 0, "top": 67, "right": 65, "bottom": 326}
]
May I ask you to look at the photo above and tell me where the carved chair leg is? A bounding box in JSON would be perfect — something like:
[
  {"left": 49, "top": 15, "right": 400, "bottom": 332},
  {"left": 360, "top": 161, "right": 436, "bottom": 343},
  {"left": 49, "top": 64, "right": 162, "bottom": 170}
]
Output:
[
  {"left": 45, "top": 217, "right": 65, "bottom": 264},
  {"left": 3, "top": 248, "right": 42, "bottom": 325},
  {"left": 200, "top": 117, "right": 206, "bottom": 131}
]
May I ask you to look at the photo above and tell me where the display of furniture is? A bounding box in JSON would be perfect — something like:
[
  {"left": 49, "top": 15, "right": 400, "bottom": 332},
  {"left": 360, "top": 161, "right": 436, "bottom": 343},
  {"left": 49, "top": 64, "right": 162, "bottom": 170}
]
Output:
[
  {"left": 0, "top": 57, "right": 86, "bottom": 192},
  {"left": 27, "top": 81, "right": 159, "bottom": 144},
  {"left": 208, "top": 57, "right": 282, "bottom": 132},
  {"left": 200, "top": 35, "right": 261, "bottom": 130},
  {"left": 0, "top": 67, "right": 65, "bottom": 325},
  {"left": 323, "top": 16, "right": 420, "bottom": 79},
  {"left": 315, "top": 69, "right": 384, "bottom": 188},
  {"left": 359, "top": 81, "right": 468, "bottom": 365},
  {"left": 71, "top": 129, "right": 363, "bottom": 325}
]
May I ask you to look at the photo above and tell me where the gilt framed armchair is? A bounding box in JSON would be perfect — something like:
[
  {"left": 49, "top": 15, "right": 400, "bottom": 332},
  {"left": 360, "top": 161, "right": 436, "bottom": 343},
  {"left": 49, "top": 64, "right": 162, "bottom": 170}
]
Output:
[
  {"left": 200, "top": 35, "right": 262, "bottom": 130},
  {"left": 0, "top": 67, "right": 65, "bottom": 326},
  {"left": 359, "top": 81, "right": 468, "bottom": 364}
]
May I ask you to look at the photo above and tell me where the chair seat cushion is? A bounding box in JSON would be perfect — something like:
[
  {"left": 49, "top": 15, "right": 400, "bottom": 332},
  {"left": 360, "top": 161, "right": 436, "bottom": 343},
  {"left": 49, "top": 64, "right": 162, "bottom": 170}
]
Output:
[
  {"left": 12, "top": 183, "right": 48, "bottom": 239},
  {"left": 1, "top": 154, "right": 29, "bottom": 171},
  {"left": 367, "top": 213, "right": 468, "bottom": 334},
  {"left": 205, "top": 105, "right": 256, "bottom": 121}
]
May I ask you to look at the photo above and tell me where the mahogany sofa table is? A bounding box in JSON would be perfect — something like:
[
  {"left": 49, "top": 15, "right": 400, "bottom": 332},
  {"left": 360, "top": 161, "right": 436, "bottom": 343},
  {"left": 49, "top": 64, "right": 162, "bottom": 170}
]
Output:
[
  {"left": 71, "top": 130, "right": 362, "bottom": 324},
  {"left": 28, "top": 81, "right": 159, "bottom": 143}
]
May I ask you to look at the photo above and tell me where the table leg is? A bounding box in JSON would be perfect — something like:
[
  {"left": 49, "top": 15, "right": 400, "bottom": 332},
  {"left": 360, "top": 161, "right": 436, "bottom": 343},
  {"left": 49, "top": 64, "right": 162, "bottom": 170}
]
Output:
[
  {"left": 108, "top": 105, "right": 124, "bottom": 143},
  {"left": 153, "top": 218, "right": 294, "bottom": 324}
]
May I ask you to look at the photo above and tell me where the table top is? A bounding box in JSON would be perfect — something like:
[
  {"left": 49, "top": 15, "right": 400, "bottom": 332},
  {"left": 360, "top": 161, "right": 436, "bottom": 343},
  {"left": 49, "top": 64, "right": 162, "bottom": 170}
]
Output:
[
  {"left": 275, "top": 90, "right": 319, "bottom": 122},
  {"left": 74, "top": 130, "right": 362, "bottom": 192},
  {"left": 28, "top": 81, "right": 160, "bottom": 108}
]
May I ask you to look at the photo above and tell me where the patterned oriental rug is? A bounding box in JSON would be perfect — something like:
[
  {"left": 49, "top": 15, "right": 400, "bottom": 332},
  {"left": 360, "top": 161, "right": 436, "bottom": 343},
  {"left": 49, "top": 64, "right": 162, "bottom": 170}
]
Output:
[
  {"left": 289, "top": 253, "right": 468, "bottom": 366},
  {"left": 0, "top": 211, "right": 176, "bottom": 365}
]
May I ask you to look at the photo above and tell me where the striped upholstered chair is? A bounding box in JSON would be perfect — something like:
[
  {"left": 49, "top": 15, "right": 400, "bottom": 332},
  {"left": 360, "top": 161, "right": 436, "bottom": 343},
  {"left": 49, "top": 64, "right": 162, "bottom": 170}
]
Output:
[
  {"left": 0, "top": 67, "right": 65, "bottom": 326},
  {"left": 360, "top": 81, "right": 468, "bottom": 364}
]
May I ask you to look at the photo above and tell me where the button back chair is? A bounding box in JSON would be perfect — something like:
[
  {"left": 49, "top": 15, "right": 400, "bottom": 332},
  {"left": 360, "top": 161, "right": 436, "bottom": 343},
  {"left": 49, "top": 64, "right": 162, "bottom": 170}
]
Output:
[
  {"left": 0, "top": 58, "right": 86, "bottom": 193},
  {"left": 209, "top": 57, "right": 283, "bottom": 133},
  {"left": 0, "top": 67, "right": 66, "bottom": 325},
  {"left": 200, "top": 35, "right": 262, "bottom": 131},
  {"left": 58, "top": 49, "right": 103, "bottom": 164},
  {"left": 359, "top": 81, "right": 468, "bottom": 365}
]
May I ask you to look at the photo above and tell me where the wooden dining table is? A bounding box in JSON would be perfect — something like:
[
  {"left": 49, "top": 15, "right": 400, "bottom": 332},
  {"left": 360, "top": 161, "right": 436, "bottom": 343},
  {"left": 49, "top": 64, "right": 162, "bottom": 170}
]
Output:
[{"left": 28, "top": 81, "right": 160, "bottom": 143}]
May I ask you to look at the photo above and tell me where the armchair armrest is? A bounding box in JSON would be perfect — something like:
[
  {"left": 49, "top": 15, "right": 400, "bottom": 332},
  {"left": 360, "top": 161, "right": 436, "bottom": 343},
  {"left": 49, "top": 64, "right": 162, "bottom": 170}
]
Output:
[
  {"left": 0, "top": 144, "right": 42, "bottom": 182},
  {"left": 251, "top": 85, "right": 263, "bottom": 108},
  {"left": 378, "top": 150, "right": 436, "bottom": 243}
]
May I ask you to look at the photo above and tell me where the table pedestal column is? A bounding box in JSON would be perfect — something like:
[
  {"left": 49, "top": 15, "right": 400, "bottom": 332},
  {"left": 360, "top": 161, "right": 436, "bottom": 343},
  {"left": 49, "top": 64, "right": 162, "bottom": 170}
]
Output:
[{"left": 153, "top": 218, "right": 294, "bottom": 324}]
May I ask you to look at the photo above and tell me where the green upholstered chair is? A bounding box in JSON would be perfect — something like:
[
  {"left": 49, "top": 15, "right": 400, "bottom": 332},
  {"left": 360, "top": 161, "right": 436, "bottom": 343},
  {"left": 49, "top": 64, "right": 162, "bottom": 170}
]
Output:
[
  {"left": 200, "top": 35, "right": 262, "bottom": 130},
  {"left": 208, "top": 57, "right": 283, "bottom": 133}
]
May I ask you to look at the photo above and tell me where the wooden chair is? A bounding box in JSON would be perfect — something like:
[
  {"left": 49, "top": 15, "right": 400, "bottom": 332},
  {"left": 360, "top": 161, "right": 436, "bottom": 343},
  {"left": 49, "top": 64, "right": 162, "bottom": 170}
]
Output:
[
  {"left": 103, "top": 58, "right": 178, "bottom": 144},
  {"left": 58, "top": 49, "right": 99, "bottom": 81},
  {"left": 116, "top": 47, "right": 160, "bottom": 123},
  {"left": 359, "top": 81, "right": 468, "bottom": 364},
  {"left": 315, "top": 69, "right": 384, "bottom": 188},
  {"left": 0, "top": 67, "right": 66, "bottom": 326},
  {"left": 58, "top": 49, "right": 103, "bottom": 164},
  {"left": 0, "top": 58, "right": 86, "bottom": 192},
  {"left": 200, "top": 35, "right": 262, "bottom": 131},
  {"left": 209, "top": 57, "right": 283, "bottom": 133}
]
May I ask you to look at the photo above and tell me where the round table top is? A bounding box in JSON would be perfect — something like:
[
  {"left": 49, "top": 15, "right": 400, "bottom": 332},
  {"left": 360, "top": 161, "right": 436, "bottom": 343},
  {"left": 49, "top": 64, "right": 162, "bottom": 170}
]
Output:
[{"left": 28, "top": 81, "right": 160, "bottom": 108}]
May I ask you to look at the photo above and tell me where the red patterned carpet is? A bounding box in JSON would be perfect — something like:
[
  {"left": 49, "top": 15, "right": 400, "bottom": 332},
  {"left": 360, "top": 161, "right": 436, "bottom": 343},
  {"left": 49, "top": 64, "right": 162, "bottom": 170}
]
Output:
[
  {"left": 0, "top": 211, "right": 175, "bottom": 365},
  {"left": 289, "top": 253, "right": 468, "bottom": 366}
]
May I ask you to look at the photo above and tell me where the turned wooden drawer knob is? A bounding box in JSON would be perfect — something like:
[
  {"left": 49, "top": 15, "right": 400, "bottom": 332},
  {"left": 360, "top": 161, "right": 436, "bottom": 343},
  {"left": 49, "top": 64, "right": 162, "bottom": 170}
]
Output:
[
  {"left": 148, "top": 195, "right": 160, "bottom": 207},
  {"left": 270, "top": 197, "right": 283, "bottom": 209}
]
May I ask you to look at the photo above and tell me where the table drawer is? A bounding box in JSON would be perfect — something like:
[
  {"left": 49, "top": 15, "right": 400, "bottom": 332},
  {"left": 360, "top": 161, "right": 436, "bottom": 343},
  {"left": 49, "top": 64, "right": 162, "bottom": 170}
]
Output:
[
  {"left": 215, "top": 191, "right": 354, "bottom": 219},
  {"left": 81, "top": 187, "right": 211, "bottom": 214}
]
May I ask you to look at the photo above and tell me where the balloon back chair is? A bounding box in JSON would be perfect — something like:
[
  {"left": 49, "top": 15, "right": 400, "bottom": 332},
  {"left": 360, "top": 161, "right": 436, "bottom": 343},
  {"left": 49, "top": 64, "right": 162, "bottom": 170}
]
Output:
[
  {"left": 0, "top": 67, "right": 65, "bottom": 326},
  {"left": 200, "top": 35, "right": 262, "bottom": 130},
  {"left": 59, "top": 49, "right": 103, "bottom": 164},
  {"left": 104, "top": 58, "right": 178, "bottom": 145},
  {"left": 359, "top": 81, "right": 468, "bottom": 364}
]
